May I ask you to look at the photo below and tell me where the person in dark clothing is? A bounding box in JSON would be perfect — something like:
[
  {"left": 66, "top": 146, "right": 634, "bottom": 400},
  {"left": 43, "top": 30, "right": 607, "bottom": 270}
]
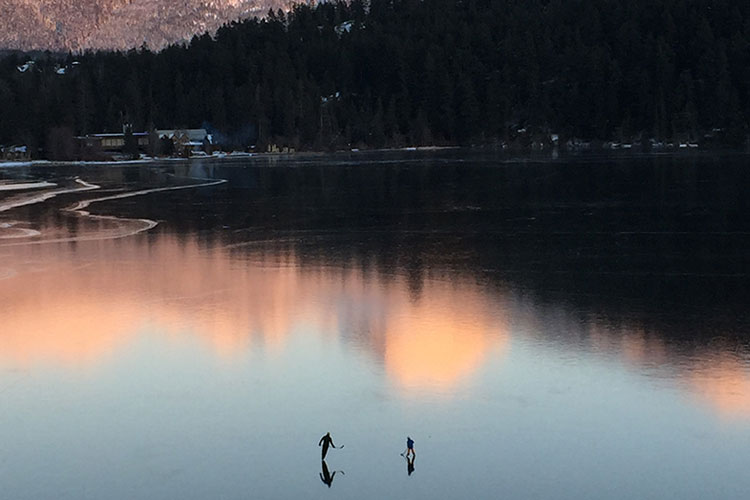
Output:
[{"left": 318, "top": 432, "right": 338, "bottom": 460}]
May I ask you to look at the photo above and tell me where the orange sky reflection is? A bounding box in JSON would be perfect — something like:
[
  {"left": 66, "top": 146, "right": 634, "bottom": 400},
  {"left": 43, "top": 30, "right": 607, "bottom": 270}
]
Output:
[
  {"left": 584, "top": 319, "right": 750, "bottom": 420},
  {"left": 689, "top": 358, "right": 750, "bottom": 419},
  {"left": 0, "top": 234, "right": 509, "bottom": 392},
  {"left": 3, "top": 230, "right": 747, "bottom": 413}
]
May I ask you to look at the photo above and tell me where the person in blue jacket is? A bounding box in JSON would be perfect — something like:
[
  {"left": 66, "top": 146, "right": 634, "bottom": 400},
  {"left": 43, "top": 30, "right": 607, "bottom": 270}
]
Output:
[{"left": 405, "top": 436, "right": 415, "bottom": 459}]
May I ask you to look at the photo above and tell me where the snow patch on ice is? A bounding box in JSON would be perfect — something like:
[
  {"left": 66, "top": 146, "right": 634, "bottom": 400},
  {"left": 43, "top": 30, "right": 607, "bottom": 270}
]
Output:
[
  {"left": 0, "top": 178, "right": 99, "bottom": 213},
  {"left": 0, "top": 181, "right": 57, "bottom": 191},
  {"left": 0, "top": 177, "right": 226, "bottom": 246}
]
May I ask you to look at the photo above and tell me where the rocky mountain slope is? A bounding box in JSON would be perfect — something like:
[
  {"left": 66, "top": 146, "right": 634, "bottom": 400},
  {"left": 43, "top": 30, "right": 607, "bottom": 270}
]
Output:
[{"left": 0, "top": 0, "right": 287, "bottom": 51}]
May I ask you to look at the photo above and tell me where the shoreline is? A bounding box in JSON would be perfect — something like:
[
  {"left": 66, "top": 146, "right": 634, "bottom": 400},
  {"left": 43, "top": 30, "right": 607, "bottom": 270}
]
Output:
[{"left": 1, "top": 145, "right": 747, "bottom": 168}]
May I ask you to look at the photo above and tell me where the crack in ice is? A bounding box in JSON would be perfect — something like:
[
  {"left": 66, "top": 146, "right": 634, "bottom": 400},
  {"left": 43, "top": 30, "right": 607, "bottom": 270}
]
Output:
[
  {"left": 0, "top": 178, "right": 226, "bottom": 246},
  {"left": 0, "top": 178, "right": 100, "bottom": 212}
]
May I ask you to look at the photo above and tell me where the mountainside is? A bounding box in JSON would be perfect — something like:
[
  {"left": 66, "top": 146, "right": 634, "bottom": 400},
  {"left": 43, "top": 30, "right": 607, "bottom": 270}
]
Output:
[{"left": 0, "top": 0, "right": 287, "bottom": 51}]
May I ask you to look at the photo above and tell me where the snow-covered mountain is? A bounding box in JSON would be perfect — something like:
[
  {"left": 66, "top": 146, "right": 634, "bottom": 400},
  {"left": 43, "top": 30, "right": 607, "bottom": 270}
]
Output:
[{"left": 0, "top": 0, "right": 288, "bottom": 51}]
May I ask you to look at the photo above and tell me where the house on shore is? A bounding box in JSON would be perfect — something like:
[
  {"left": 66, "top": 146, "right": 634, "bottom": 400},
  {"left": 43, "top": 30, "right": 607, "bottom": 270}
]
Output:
[
  {"left": 76, "top": 128, "right": 211, "bottom": 156},
  {"left": 93, "top": 132, "right": 150, "bottom": 151},
  {"left": 156, "top": 129, "right": 212, "bottom": 155},
  {"left": 1, "top": 145, "right": 30, "bottom": 161}
]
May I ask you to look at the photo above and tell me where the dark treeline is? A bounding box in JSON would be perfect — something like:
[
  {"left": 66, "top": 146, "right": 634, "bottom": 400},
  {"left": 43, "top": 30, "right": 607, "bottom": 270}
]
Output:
[{"left": 0, "top": 0, "right": 749, "bottom": 156}]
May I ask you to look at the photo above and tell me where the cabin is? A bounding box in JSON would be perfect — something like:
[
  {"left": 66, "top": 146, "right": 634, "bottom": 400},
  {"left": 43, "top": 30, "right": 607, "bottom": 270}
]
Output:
[
  {"left": 89, "top": 132, "right": 150, "bottom": 151},
  {"left": 156, "top": 129, "right": 211, "bottom": 155},
  {"left": 76, "top": 128, "right": 211, "bottom": 156},
  {"left": 0, "top": 145, "right": 29, "bottom": 161}
]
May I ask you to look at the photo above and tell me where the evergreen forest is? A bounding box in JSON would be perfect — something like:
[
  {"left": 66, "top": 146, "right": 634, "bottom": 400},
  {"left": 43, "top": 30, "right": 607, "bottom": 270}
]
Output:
[{"left": 0, "top": 0, "right": 748, "bottom": 157}]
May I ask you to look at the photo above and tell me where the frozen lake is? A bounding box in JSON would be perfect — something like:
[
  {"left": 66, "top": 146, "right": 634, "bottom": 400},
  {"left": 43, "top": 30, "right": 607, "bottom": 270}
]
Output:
[{"left": 1, "top": 151, "right": 749, "bottom": 499}]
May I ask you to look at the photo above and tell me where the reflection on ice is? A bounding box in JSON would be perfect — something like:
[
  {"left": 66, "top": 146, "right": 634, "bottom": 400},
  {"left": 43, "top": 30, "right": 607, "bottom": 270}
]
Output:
[
  {"left": 0, "top": 266, "right": 17, "bottom": 280},
  {"left": 690, "top": 357, "right": 750, "bottom": 418},
  {"left": 0, "top": 297, "right": 139, "bottom": 367},
  {"left": 0, "top": 234, "right": 510, "bottom": 394},
  {"left": 581, "top": 315, "right": 750, "bottom": 419},
  {"left": 0, "top": 222, "right": 41, "bottom": 239},
  {"left": 0, "top": 229, "right": 748, "bottom": 417},
  {"left": 383, "top": 282, "right": 508, "bottom": 391}
]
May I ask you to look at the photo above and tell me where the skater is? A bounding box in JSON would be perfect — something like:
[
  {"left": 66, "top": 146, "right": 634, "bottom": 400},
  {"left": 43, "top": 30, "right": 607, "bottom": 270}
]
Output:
[
  {"left": 404, "top": 436, "right": 415, "bottom": 459},
  {"left": 318, "top": 432, "right": 339, "bottom": 460}
]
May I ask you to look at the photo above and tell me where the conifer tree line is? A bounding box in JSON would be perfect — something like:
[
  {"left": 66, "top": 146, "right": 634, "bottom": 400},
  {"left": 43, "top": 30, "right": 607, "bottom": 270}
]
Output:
[{"left": 0, "top": 0, "right": 748, "bottom": 156}]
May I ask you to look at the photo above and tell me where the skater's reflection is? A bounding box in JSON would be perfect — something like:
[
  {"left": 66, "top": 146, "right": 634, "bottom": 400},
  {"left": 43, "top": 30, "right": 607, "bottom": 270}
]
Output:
[
  {"left": 320, "top": 460, "right": 344, "bottom": 487},
  {"left": 407, "top": 455, "right": 415, "bottom": 476}
]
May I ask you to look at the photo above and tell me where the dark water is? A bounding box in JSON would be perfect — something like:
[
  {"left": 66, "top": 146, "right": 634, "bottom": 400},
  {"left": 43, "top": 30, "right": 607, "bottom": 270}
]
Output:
[{"left": 1, "top": 151, "right": 749, "bottom": 499}]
